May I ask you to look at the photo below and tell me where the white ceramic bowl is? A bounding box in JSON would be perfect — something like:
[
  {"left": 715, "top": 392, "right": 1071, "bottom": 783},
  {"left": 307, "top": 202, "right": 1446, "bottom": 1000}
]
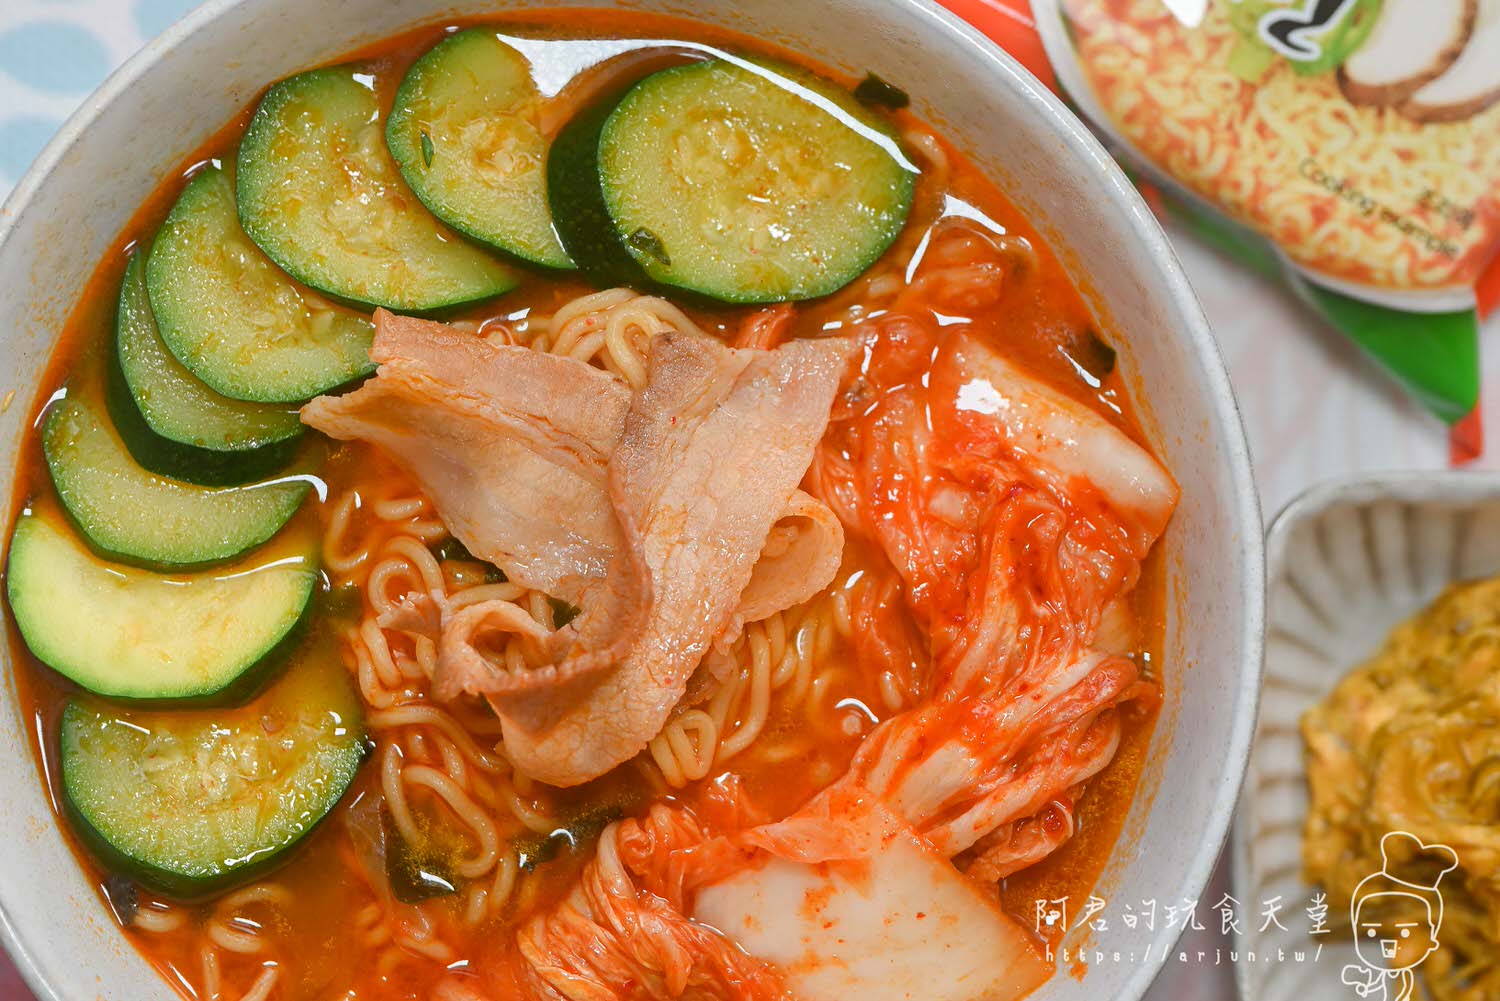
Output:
[
  {"left": 1233, "top": 474, "right": 1500, "bottom": 1001},
  {"left": 0, "top": 3, "right": 1264, "bottom": 999}
]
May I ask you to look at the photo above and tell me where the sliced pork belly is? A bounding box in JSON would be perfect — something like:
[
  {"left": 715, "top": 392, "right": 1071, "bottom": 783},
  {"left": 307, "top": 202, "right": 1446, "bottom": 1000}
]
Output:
[
  {"left": 727, "top": 489, "right": 844, "bottom": 642},
  {"left": 498, "top": 333, "right": 848, "bottom": 785},
  {"left": 303, "top": 311, "right": 631, "bottom": 603},
  {"left": 307, "top": 313, "right": 843, "bottom": 623},
  {"left": 306, "top": 312, "right": 848, "bottom": 786}
]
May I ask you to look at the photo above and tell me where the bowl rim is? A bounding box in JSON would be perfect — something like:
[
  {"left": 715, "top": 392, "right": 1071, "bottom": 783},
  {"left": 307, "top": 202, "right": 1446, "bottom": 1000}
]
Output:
[
  {"left": 0, "top": 2, "right": 1265, "bottom": 999},
  {"left": 1231, "top": 469, "right": 1500, "bottom": 1001}
]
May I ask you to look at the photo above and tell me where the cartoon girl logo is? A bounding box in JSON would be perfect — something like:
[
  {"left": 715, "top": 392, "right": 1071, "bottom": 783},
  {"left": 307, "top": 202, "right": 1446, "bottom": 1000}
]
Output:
[{"left": 1341, "top": 832, "right": 1459, "bottom": 1001}]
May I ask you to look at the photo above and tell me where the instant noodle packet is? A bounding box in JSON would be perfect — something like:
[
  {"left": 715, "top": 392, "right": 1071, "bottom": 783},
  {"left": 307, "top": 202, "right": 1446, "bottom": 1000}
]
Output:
[{"left": 943, "top": 0, "right": 1500, "bottom": 459}]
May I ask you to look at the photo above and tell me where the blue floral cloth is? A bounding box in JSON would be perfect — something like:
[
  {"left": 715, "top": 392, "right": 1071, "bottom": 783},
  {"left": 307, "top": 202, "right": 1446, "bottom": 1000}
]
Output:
[{"left": 0, "top": 0, "right": 201, "bottom": 197}]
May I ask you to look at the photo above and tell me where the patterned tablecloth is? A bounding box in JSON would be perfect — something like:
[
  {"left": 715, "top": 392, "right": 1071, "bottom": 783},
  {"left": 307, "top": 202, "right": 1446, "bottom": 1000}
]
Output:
[{"left": 2, "top": 2, "right": 1497, "bottom": 999}]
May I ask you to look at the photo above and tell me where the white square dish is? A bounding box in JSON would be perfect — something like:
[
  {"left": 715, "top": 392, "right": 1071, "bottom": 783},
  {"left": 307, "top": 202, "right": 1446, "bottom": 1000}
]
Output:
[{"left": 1232, "top": 473, "right": 1500, "bottom": 1000}]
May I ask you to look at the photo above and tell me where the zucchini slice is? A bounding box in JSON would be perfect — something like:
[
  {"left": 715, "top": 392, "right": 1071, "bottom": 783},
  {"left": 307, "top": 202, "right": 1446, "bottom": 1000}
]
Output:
[
  {"left": 147, "top": 167, "right": 376, "bottom": 404},
  {"left": 43, "top": 394, "right": 309, "bottom": 567},
  {"left": 115, "top": 251, "right": 304, "bottom": 476},
  {"left": 237, "top": 66, "right": 520, "bottom": 312},
  {"left": 559, "top": 59, "right": 916, "bottom": 304},
  {"left": 549, "top": 89, "right": 655, "bottom": 291},
  {"left": 61, "top": 638, "right": 365, "bottom": 897},
  {"left": 6, "top": 513, "right": 317, "bottom": 701},
  {"left": 388, "top": 30, "right": 573, "bottom": 271}
]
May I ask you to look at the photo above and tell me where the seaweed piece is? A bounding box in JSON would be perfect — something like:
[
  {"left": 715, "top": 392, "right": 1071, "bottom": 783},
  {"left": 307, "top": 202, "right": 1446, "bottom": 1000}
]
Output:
[
  {"left": 515, "top": 803, "right": 623, "bottom": 871},
  {"left": 548, "top": 597, "right": 581, "bottom": 629},
  {"left": 626, "top": 227, "right": 671, "bottom": 267},
  {"left": 319, "top": 580, "right": 364, "bottom": 620},
  {"left": 434, "top": 536, "right": 507, "bottom": 583},
  {"left": 1064, "top": 329, "right": 1117, "bottom": 382},
  {"left": 854, "top": 73, "right": 910, "bottom": 110},
  {"left": 101, "top": 874, "right": 139, "bottom": 926},
  {"left": 383, "top": 809, "right": 459, "bottom": 904}
]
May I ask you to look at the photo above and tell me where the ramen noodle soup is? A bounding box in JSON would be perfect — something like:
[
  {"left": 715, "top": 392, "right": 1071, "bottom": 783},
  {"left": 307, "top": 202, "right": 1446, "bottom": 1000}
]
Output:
[{"left": 2, "top": 12, "right": 1178, "bottom": 1001}]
